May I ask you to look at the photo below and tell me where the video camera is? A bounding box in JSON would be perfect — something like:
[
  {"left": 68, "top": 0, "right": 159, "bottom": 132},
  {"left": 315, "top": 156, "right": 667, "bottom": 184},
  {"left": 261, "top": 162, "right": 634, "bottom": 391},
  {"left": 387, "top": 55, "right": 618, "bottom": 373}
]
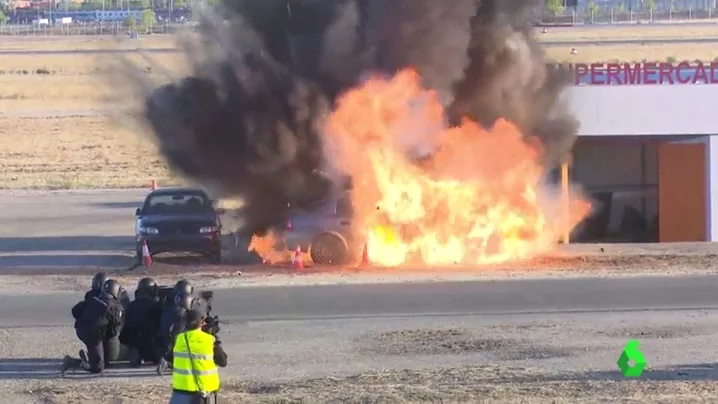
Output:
[
  {"left": 157, "top": 286, "right": 176, "bottom": 306},
  {"left": 198, "top": 290, "right": 221, "bottom": 336}
]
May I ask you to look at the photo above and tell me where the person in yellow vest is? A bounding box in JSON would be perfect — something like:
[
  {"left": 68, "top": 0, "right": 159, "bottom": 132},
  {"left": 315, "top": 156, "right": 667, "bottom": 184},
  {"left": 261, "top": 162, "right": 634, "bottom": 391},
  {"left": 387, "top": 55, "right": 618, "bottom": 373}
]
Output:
[{"left": 169, "top": 309, "right": 227, "bottom": 404}]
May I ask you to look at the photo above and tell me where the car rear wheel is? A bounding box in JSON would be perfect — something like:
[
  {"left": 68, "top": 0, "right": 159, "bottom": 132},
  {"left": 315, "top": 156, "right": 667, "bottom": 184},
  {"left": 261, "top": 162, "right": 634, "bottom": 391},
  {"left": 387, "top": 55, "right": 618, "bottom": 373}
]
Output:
[{"left": 310, "top": 233, "right": 348, "bottom": 265}]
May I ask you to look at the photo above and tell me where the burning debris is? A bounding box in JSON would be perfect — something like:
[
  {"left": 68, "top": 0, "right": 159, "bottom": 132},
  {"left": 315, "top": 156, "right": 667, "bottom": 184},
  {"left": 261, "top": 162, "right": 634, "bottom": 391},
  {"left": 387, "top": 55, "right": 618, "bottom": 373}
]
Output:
[{"left": 122, "top": 0, "right": 591, "bottom": 266}]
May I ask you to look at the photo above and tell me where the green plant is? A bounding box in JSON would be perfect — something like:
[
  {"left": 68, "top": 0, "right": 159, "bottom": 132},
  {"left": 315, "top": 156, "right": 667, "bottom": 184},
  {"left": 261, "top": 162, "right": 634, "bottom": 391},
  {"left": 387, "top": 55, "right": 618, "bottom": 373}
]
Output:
[
  {"left": 139, "top": 9, "right": 156, "bottom": 31},
  {"left": 666, "top": 56, "right": 677, "bottom": 63},
  {"left": 644, "top": 0, "right": 656, "bottom": 12},
  {"left": 545, "top": 0, "right": 565, "bottom": 16},
  {"left": 124, "top": 15, "right": 136, "bottom": 30}
]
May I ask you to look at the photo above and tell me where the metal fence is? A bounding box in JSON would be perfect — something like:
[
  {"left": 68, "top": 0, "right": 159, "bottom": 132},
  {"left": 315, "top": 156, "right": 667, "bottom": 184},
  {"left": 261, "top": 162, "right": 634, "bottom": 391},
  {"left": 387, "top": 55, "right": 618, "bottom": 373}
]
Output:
[
  {"left": 541, "top": 8, "right": 718, "bottom": 24},
  {"left": 2, "top": 9, "right": 718, "bottom": 37},
  {"left": 0, "top": 22, "right": 190, "bottom": 36}
]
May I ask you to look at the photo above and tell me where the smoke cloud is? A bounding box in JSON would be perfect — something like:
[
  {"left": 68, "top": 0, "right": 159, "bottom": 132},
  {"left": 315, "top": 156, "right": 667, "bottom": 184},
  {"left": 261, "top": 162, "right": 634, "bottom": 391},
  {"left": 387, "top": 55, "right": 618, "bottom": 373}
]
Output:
[{"left": 124, "top": 0, "right": 578, "bottom": 235}]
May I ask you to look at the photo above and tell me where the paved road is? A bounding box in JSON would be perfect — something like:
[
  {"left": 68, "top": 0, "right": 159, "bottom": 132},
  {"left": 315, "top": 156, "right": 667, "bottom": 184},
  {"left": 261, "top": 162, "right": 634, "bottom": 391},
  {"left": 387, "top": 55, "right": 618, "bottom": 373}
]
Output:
[
  {"left": 2, "top": 274, "right": 717, "bottom": 327},
  {"left": 0, "top": 189, "right": 253, "bottom": 271},
  {"left": 0, "top": 48, "right": 180, "bottom": 55},
  {"left": 0, "top": 189, "right": 146, "bottom": 270}
]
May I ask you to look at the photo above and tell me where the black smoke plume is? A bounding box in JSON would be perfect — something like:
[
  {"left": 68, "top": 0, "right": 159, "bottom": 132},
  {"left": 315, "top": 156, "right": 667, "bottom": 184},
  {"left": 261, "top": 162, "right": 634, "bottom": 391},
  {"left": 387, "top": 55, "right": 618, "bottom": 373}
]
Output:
[{"left": 126, "top": 0, "right": 578, "bottom": 235}]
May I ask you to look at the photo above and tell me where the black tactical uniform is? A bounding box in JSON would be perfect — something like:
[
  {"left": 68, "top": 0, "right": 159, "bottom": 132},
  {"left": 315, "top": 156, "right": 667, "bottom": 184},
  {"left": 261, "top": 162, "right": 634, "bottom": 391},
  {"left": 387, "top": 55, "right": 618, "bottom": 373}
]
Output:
[
  {"left": 155, "top": 293, "right": 196, "bottom": 375},
  {"left": 118, "top": 286, "right": 132, "bottom": 311},
  {"left": 70, "top": 279, "right": 125, "bottom": 374},
  {"left": 120, "top": 277, "right": 162, "bottom": 367}
]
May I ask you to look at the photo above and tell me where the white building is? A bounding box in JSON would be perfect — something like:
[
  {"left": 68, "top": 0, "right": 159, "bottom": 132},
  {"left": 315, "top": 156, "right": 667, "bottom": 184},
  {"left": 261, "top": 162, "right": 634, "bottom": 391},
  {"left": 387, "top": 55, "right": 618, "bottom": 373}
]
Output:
[{"left": 567, "top": 61, "right": 718, "bottom": 242}]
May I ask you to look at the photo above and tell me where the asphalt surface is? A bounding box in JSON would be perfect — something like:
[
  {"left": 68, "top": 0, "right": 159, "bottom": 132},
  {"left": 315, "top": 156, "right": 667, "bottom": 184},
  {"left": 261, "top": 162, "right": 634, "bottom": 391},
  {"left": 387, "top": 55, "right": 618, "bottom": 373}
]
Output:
[
  {"left": 1, "top": 189, "right": 718, "bottom": 332},
  {"left": 0, "top": 189, "right": 146, "bottom": 270},
  {"left": 2, "top": 274, "right": 718, "bottom": 328}
]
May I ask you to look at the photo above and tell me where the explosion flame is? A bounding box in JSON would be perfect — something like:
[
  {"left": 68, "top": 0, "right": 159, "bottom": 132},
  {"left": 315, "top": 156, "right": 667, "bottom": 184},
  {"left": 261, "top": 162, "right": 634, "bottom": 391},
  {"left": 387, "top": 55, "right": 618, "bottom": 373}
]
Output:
[
  {"left": 326, "top": 69, "right": 590, "bottom": 266},
  {"left": 120, "top": 0, "right": 592, "bottom": 267}
]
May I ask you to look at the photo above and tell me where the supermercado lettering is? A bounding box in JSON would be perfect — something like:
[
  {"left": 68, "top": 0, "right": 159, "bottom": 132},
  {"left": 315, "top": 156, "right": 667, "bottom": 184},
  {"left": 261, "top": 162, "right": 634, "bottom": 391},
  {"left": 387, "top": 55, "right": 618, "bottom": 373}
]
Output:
[{"left": 553, "top": 62, "right": 718, "bottom": 85}]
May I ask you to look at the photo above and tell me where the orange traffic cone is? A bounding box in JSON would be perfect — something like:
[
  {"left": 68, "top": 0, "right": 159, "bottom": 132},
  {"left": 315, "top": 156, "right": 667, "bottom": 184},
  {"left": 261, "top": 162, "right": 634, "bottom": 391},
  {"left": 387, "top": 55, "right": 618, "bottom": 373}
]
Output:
[
  {"left": 292, "top": 245, "right": 304, "bottom": 271},
  {"left": 142, "top": 239, "right": 152, "bottom": 267},
  {"left": 150, "top": 180, "right": 157, "bottom": 190}
]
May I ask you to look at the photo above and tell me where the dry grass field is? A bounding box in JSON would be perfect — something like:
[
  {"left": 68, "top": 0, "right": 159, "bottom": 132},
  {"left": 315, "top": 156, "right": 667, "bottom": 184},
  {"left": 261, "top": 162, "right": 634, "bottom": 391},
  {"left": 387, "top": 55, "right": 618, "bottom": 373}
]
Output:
[
  {"left": 0, "top": 115, "right": 177, "bottom": 189},
  {"left": 536, "top": 23, "right": 718, "bottom": 41},
  {"left": 0, "top": 35, "right": 177, "bottom": 51},
  {"left": 544, "top": 43, "right": 718, "bottom": 63},
  {"left": 0, "top": 37, "right": 187, "bottom": 188},
  {"left": 0, "top": 27, "right": 710, "bottom": 189}
]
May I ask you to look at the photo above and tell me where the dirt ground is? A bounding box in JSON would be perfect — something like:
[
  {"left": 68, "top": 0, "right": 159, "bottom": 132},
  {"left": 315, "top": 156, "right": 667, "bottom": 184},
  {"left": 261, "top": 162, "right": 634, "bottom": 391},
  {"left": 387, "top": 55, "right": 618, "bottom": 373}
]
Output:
[
  {"left": 5, "top": 308, "right": 718, "bottom": 404},
  {"left": 544, "top": 42, "right": 718, "bottom": 63},
  {"left": 537, "top": 24, "right": 718, "bottom": 41},
  {"left": 0, "top": 115, "right": 178, "bottom": 189},
  {"left": 0, "top": 35, "right": 177, "bottom": 52},
  {"left": 12, "top": 367, "right": 718, "bottom": 403}
]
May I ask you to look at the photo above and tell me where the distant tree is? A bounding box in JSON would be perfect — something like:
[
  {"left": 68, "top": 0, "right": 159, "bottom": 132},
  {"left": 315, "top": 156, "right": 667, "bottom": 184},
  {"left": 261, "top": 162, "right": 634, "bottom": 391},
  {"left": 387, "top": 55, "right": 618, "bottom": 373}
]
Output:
[
  {"left": 82, "top": 1, "right": 104, "bottom": 10},
  {"left": 587, "top": 0, "right": 599, "bottom": 20},
  {"left": 545, "top": 0, "right": 565, "bottom": 15},
  {"left": 0, "top": 11, "right": 6, "bottom": 26},
  {"left": 65, "top": 1, "right": 82, "bottom": 11},
  {"left": 612, "top": 2, "right": 625, "bottom": 14},
  {"left": 173, "top": 0, "right": 186, "bottom": 9},
  {"left": 124, "top": 15, "right": 136, "bottom": 30},
  {"left": 140, "top": 9, "right": 155, "bottom": 31},
  {"left": 644, "top": 0, "right": 656, "bottom": 12}
]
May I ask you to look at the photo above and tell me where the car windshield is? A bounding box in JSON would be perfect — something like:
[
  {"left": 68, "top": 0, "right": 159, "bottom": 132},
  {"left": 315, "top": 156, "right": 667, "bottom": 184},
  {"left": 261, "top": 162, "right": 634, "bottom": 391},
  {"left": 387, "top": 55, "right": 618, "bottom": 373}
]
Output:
[{"left": 143, "top": 191, "right": 213, "bottom": 215}]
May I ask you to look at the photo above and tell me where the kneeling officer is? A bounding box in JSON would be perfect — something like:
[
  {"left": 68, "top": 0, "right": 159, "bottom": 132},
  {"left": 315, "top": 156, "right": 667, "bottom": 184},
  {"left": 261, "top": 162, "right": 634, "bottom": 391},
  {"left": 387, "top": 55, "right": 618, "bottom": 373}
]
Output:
[
  {"left": 120, "top": 277, "right": 162, "bottom": 367},
  {"left": 169, "top": 309, "right": 227, "bottom": 404},
  {"left": 65, "top": 279, "right": 125, "bottom": 374}
]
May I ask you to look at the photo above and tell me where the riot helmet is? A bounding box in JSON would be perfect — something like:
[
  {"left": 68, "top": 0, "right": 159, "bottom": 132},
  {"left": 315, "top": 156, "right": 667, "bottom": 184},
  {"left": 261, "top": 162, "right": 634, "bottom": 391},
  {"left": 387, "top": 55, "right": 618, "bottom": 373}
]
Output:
[
  {"left": 173, "top": 279, "right": 193, "bottom": 297},
  {"left": 174, "top": 293, "right": 195, "bottom": 311},
  {"left": 103, "top": 279, "right": 122, "bottom": 299},
  {"left": 136, "top": 277, "right": 158, "bottom": 299},
  {"left": 92, "top": 272, "right": 109, "bottom": 292}
]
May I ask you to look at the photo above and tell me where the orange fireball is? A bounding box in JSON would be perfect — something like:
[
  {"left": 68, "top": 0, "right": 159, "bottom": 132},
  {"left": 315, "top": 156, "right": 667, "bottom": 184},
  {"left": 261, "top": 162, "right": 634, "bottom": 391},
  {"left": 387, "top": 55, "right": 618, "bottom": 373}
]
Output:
[{"left": 324, "top": 69, "right": 591, "bottom": 267}]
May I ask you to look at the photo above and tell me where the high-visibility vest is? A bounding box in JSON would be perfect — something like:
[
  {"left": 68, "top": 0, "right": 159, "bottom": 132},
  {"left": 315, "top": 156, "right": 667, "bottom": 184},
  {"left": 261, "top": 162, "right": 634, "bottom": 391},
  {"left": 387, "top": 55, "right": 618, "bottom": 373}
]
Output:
[{"left": 172, "top": 328, "right": 220, "bottom": 393}]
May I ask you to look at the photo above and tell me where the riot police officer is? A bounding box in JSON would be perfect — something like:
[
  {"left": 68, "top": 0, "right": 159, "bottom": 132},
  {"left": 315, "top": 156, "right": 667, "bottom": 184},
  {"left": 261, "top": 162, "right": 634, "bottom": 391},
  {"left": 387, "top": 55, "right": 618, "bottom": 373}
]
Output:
[
  {"left": 63, "top": 279, "right": 125, "bottom": 375},
  {"left": 84, "top": 272, "right": 130, "bottom": 310},
  {"left": 117, "top": 285, "right": 132, "bottom": 311},
  {"left": 84, "top": 272, "right": 108, "bottom": 301},
  {"left": 174, "top": 279, "right": 193, "bottom": 297},
  {"left": 155, "top": 293, "right": 196, "bottom": 375},
  {"left": 120, "top": 277, "right": 162, "bottom": 367}
]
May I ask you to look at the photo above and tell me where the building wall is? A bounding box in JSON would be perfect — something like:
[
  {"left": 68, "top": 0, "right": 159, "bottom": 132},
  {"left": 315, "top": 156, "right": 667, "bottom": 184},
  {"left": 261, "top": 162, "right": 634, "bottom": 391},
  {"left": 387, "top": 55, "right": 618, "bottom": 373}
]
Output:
[{"left": 568, "top": 85, "right": 718, "bottom": 136}]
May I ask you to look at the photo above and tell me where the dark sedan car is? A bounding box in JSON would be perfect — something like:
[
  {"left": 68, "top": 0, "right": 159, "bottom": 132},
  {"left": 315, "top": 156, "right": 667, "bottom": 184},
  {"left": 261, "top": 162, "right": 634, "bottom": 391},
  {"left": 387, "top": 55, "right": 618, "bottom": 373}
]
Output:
[{"left": 135, "top": 187, "right": 222, "bottom": 263}]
